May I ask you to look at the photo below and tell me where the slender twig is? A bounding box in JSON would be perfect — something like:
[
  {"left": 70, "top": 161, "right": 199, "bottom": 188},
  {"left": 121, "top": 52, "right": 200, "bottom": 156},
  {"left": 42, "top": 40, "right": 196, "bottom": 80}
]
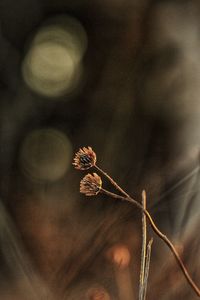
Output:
[
  {"left": 94, "top": 165, "right": 131, "bottom": 198},
  {"left": 139, "top": 191, "right": 147, "bottom": 300},
  {"left": 100, "top": 188, "right": 200, "bottom": 297},
  {"left": 143, "top": 239, "right": 153, "bottom": 300}
]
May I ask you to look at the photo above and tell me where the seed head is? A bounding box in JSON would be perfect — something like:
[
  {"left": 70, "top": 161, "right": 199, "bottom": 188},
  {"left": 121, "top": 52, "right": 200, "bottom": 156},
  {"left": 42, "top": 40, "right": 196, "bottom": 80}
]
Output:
[
  {"left": 80, "top": 173, "right": 102, "bottom": 196},
  {"left": 73, "top": 146, "right": 96, "bottom": 170}
]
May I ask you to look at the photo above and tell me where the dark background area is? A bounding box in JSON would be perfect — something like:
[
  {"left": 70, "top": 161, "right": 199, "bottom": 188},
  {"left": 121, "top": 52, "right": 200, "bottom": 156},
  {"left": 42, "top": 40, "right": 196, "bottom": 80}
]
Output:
[{"left": 0, "top": 0, "right": 200, "bottom": 299}]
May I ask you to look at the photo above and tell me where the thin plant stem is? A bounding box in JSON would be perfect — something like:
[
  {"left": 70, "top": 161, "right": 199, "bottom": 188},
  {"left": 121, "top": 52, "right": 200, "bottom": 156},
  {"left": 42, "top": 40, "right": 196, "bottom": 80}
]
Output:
[
  {"left": 143, "top": 238, "right": 153, "bottom": 300},
  {"left": 100, "top": 188, "right": 200, "bottom": 297},
  {"left": 139, "top": 190, "right": 147, "bottom": 300},
  {"left": 94, "top": 165, "right": 130, "bottom": 198}
]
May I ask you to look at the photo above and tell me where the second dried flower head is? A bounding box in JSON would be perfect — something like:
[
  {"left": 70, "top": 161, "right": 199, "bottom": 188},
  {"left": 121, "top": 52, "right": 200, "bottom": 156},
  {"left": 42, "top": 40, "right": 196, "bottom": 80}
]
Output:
[{"left": 80, "top": 173, "right": 102, "bottom": 196}]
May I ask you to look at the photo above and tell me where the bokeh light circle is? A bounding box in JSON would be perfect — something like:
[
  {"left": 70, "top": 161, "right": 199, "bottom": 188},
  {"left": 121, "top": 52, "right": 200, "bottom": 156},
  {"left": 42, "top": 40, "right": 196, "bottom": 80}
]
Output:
[
  {"left": 22, "top": 15, "right": 87, "bottom": 98},
  {"left": 19, "top": 128, "right": 72, "bottom": 182}
]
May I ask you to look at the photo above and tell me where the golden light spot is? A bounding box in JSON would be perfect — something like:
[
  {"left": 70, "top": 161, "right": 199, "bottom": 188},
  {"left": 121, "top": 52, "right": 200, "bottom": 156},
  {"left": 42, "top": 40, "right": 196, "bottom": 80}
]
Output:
[{"left": 22, "top": 15, "right": 87, "bottom": 98}]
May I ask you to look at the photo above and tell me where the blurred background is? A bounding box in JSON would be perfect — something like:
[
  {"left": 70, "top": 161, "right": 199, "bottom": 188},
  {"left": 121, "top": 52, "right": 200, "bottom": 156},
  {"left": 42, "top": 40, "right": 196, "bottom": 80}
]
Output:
[{"left": 0, "top": 0, "right": 200, "bottom": 299}]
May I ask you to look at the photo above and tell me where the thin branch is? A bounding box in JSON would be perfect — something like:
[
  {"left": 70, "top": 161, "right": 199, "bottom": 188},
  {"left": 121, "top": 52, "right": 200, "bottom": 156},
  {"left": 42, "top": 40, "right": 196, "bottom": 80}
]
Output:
[
  {"left": 100, "top": 188, "right": 200, "bottom": 297},
  {"left": 94, "top": 165, "right": 131, "bottom": 198},
  {"left": 139, "top": 190, "right": 147, "bottom": 300},
  {"left": 143, "top": 238, "right": 153, "bottom": 300}
]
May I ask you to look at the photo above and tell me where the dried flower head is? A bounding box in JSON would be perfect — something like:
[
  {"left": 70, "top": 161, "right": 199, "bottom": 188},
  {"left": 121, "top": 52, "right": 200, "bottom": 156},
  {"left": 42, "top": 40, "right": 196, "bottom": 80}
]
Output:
[
  {"left": 73, "top": 146, "right": 96, "bottom": 170},
  {"left": 80, "top": 173, "right": 102, "bottom": 196}
]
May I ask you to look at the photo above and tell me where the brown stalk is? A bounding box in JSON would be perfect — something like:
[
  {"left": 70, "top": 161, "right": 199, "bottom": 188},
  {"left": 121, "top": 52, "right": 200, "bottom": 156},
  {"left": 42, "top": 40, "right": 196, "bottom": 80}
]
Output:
[
  {"left": 94, "top": 165, "right": 131, "bottom": 198},
  {"left": 143, "top": 238, "right": 153, "bottom": 300},
  {"left": 139, "top": 190, "right": 148, "bottom": 300}
]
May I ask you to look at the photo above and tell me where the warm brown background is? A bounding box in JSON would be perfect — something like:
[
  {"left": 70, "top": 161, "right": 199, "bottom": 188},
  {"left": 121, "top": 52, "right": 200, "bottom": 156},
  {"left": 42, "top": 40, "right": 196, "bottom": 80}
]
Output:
[{"left": 0, "top": 0, "right": 200, "bottom": 299}]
